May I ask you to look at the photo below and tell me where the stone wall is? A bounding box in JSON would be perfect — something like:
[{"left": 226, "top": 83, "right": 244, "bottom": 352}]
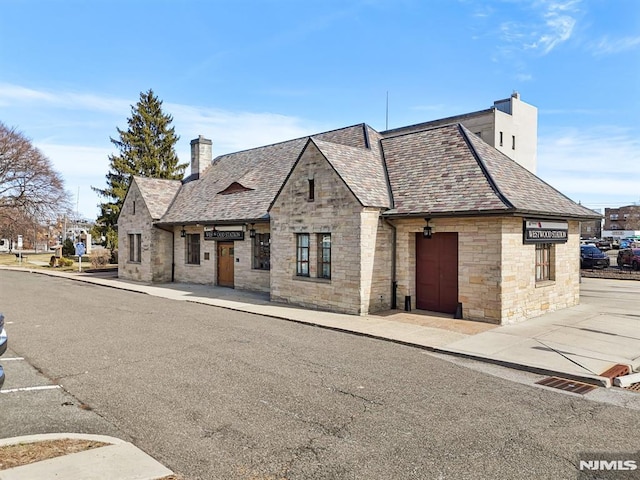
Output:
[
  {"left": 391, "top": 216, "right": 581, "bottom": 324},
  {"left": 171, "top": 224, "right": 270, "bottom": 292},
  {"left": 234, "top": 223, "right": 270, "bottom": 293},
  {"left": 360, "top": 209, "right": 393, "bottom": 313},
  {"left": 393, "top": 217, "right": 502, "bottom": 322},
  {"left": 270, "top": 142, "right": 367, "bottom": 314},
  {"left": 173, "top": 225, "right": 215, "bottom": 284},
  {"left": 118, "top": 181, "right": 173, "bottom": 282},
  {"left": 500, "top": 218, "right": 580, "bottom": 324}
]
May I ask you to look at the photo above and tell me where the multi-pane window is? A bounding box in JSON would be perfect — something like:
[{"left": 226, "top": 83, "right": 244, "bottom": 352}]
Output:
[
  {"left": 296, "top": 234, "right": 310, "bottom": 276},
  {"left": 535, "top": 243, "right": 553, "bottom": 282},
  {"left": 253, "top": 233, "right": 270, "bottom": 270},
  {"left": 317, "top": 233, "right": 331, "bottom": 279},
  {"left": 186, "top": 233, "right": 200, "bottom": 265},
  {"left": 128, "top": 233, "right": 141, "bottom": 262}
]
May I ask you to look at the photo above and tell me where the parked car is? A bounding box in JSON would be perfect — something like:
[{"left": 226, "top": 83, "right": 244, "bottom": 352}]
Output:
[
  {"left": 617, "top": 248, "right": 640, "bottom": 270},
  {"left": 580, "top": 245, "right": 610, "bottom": 269},
  {"left": 595, "top": 239, "right": 611, "bottom": 251},
  {"left": 0, "top": 313, "right": 6, "bottom": 389}
]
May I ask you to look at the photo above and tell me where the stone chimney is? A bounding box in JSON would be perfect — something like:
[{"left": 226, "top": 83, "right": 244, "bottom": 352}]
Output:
[{"left": 190, "top": 135, "right": 213, "bottom": 179}]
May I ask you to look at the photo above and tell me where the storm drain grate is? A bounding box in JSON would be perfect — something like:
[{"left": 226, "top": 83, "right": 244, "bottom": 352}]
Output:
[
  {"left": 624, "top": 382, "right": 640, "bottom": 393},
  {"left": 600, "top": 364, "right": 631, "bottom": 380},
  {"left": 536, "top": 376, "right": 598, "bottom": 395}
]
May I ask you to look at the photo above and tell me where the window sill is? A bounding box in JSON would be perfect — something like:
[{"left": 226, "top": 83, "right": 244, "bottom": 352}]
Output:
[
  {"left": 535, "top": 280, "right": 555, "bottom": 288},
  {"left": 293, "top": 275, "right": 331, "bottom": 284},
  {"left": 185, "top": 263, "right": 201, "bottom": 267}
]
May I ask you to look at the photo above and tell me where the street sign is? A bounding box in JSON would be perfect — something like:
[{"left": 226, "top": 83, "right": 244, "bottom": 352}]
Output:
[{"left": 75, "top": 242, "right": 86, "bottom": 257}]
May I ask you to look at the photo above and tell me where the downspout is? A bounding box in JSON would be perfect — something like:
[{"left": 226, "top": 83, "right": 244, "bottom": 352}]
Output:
[
  {"left": 171, "top": 231, "right": 175, "bottom": 283},
  {"left": 383, "top": 218, "right": 397, "bottom": 309}
]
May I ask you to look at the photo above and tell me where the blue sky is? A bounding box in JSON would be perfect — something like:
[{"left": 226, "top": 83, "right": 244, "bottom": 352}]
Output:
[{"left": 1, "top": 0, "right": 638, "bottom": 220}]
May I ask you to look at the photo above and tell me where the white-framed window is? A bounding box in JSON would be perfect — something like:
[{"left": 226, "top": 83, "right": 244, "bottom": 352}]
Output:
[
  {"left": 296, "top": 233, "right": 310, "bottom": 276},
  {"left": 535, "top": 243, "right": 554, "bottom": 282},
  {"left": 253, "top": 233, "right": 270, "bottom": 270},
  {"left": 128, "top": 233, "right": 141, "bottom": 263},
  {"left": 186, "top": 234, "right": 200, "bottom": 265},
  {"left": 317, "top": 233, "right": 331, "bottom": 279}
]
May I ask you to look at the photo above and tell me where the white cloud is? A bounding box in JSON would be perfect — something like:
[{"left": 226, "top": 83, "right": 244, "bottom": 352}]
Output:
[
  {"left": 531, "top": 13, "right": 576, "bottom": 54},
  {"left": 5, "top": 85, "right": 324, "bottom": 219},
  {"left": 36, "top": 143, "right": 112, "bottom": 180},
  {"left": 0, "top": 83, "right": 130, "bottom": 114},
  {"left": 35, "top": 143, "right": 113, "bottom": 220},
  {"left": 591, "top": 35, "right": 640, "bottom": 56},
  {"left": 493, "top": 0, "right": 580, "bottom": 56},
  {"left": 537, "top": 126, "right": 640, "bottom": 207},
  {"left": 168, "top": 103, "right": 324, "bottom": 156}
]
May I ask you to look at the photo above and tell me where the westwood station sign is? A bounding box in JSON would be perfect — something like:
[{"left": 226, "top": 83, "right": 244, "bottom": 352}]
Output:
[{"left": 523, "top": 220, "right": 569, "bottom": 244}]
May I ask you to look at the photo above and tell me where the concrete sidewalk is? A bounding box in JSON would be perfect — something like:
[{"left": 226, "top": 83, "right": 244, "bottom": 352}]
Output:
[{"left": 0, "top": 433, "right": 173, "bottom": 480}]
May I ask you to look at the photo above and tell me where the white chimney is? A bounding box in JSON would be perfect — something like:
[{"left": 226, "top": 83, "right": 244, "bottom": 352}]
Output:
[{"left": 190, "top": 135, "right": 212, "bottom": 179}]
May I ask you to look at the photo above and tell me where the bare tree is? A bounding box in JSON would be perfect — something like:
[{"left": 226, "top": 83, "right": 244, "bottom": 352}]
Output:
[{"left": 0, "top": 122, "right": 70, "bottom": 239}]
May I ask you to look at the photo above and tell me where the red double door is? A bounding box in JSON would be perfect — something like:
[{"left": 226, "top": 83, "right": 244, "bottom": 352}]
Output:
[{"left": 415, "top": 232, "right": 459, "bottom": 314}]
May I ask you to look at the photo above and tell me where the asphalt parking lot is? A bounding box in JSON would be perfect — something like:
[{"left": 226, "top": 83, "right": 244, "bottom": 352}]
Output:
[{"left": 0, "top": 344, "right": 128, "bottom": 440}]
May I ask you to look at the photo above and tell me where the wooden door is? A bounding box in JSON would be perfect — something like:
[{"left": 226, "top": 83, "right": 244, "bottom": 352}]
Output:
[
  {"left": 217, "top": 242, "right": 235, "bottom": 287},
  {"left": 415, "top": 232, "right": 458, "bottom": 314}
]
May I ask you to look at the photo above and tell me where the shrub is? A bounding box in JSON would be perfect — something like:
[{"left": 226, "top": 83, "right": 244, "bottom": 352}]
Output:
[
  {"left": 90, "top": 250, "right": 110, "bottom": 268},
  {"left": 58, "top": 257, "right": 74, "bottom": 267},
  {"left": 49, "top": 255, "right": 56, "bottom": 267},
  {"left": 62, "top": 238, "right": 75, "bottom": 256}
]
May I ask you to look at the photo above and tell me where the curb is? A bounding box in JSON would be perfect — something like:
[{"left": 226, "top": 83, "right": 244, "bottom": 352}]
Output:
[
  {"left": 0, "top": 433, "right": 128, "bottom": 448},
  {"left": 0, "top": 433, "right": 174, "bottom": 480}
]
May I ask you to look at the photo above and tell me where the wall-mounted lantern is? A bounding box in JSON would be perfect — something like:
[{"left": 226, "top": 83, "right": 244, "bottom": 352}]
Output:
[
  {"left": 249, "top": 223, "right": 256, "bottom": 239},
  {"left": 180, "top": 226, "right": 186, "bottom": 238},
  {"left": 423, "top": 218, "right": 433, "bottom": 239}
]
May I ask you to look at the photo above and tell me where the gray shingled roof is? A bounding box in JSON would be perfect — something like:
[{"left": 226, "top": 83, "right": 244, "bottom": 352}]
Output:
[
  {"left": 158, "top": 124, "right": 377, "bottom": 224},
  {"left": 462, "top": 125, "right": 600, "bottom": 219},
  {"left": 133, "top": 177, "right": 181, "bottom": 220},
  {"left": 382, "top": 124, "right": 508, "bottom": 215},
  {"left": 138, "top": 120, "right": 598, "bottom": 226},
  {"left": 311, "top": 138, "right": 391, "bottom": 208},
  {"left": 382, "top": 124, "right": 600, "bottom": 219}
]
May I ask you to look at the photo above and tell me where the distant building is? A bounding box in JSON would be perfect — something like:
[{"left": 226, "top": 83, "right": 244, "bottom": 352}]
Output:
[
  {"left": 581, "top": 209, "right": 602, "bottom": 239},
  {"left": 603, "top": 205, "right": 640, "bottom": 238},
  {"left": 384, "top": 92, "right": 538, "bottom": 173}
]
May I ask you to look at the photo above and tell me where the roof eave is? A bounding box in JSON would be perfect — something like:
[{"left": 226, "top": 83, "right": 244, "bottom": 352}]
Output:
[
  {"left": 154, "top": 216, "right": 270, "bottom": 228},
  {"left": 381, "top": 208, "right": 601, "bottom": 221}
]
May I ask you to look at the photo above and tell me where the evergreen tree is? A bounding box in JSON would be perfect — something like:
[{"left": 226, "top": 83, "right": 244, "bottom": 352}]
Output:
[{"left": 93, "top": 89, "right": 187, "bottom": 252}]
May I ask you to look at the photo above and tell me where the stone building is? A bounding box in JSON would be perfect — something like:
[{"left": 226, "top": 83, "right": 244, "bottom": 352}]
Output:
[{"left": 118, "top": 110, "right": 598, "bottom": 325}]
